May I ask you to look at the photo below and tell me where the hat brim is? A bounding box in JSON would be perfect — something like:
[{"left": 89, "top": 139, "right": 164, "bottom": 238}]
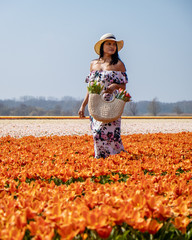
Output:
[{"left": 94, "top": 39, "right": 124, "bottom": 55}]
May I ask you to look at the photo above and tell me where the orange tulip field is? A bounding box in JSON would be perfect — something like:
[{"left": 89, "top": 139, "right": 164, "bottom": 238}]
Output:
[{"left": 0, "top": 132, "right": 192, "bottom": 239}]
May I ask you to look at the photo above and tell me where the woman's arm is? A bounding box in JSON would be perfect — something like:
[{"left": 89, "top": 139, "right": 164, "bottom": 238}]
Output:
[
  {"left": 78, "top": 91, "right": 89, "bottom": 118},
  {"left": 78, "top": 61, "right": 95, "bottom": 118},
  {"left": 105, "top": 83, "right": 126, "bottom": 94}
]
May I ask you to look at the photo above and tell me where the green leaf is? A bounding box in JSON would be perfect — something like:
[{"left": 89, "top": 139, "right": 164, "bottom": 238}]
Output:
[
  {"left": 23, "top": 229, "right": 33, "bottom": 240},
  {"left": 52, "top": 229, "right": 61, "bottom": 240},
  {"left": 186, "top": 225, "right": 192, "bottom": 240}
]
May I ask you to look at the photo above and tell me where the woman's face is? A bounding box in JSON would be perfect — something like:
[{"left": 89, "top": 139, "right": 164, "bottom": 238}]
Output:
[{"left": 103, "top": 40, "right": 117, "bottom": 55}]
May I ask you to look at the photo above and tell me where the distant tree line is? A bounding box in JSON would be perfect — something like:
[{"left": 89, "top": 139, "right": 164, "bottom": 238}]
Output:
[
  {"left": 0, "top": 96, "right": 192, "bottom": 116},
  {"left": 125, "top": 98, "right": 192, "bottom": 116}
]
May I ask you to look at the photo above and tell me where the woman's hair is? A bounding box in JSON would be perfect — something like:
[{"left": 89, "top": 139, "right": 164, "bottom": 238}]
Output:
[{"left": 99, "top": 41, "right": 120, "bottom": 65}]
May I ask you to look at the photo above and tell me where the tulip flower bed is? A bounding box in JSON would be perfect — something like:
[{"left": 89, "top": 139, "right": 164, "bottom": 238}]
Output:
[{"left": 0, "top": 132, "right": 192, "bottom": 240}]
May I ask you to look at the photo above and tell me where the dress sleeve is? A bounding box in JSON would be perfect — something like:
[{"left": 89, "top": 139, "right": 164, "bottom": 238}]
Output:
[
  {"left": 109, "top": 72, "right": 128, "bottom": 84},
  {"left": 121, "top": 72, "right": 128, "bottom": 83},
  {"left": 85, "top": 73, "right": 91, "bottom": 83}
]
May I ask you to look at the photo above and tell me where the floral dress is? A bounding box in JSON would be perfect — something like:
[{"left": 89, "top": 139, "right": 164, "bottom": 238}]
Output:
[{"left": 85, "top": 70, "right": 128, "bottom": 158}]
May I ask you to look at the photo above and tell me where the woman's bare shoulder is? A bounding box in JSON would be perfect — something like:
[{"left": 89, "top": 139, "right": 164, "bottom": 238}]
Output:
[
  {"left": 90, "top": 59, "right": 100, "bottom": 71},
  {"left": 115, "top": 60, "right": 126, "bottom": 72}
]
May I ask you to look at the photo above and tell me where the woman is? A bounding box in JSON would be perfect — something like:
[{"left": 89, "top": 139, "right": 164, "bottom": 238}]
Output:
[{"left": 78, "top": 33, "right": 128, "bottom": 158}]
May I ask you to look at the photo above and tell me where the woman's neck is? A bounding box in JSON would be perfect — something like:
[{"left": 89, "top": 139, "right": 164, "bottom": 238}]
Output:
[{"left": 100, "top": 54, "right": 112, "bottom": 63}]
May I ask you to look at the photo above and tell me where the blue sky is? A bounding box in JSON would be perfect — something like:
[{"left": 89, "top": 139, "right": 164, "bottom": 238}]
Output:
[{"left": 0, "top": 0, "right": 191, "bottom": 102}]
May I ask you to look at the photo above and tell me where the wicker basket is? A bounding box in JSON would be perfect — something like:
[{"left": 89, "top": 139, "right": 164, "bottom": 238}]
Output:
[{"left": 88, "top": 93, "right": 126, "bottom": 123}]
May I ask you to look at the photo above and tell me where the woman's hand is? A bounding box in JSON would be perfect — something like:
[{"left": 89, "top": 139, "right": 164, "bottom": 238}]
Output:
[
  {"left": 78, "top": 92, "right": 89, "bottom": 118},
  {"left": 104, "top": 83, "right": 126, "bottom": 94},
  {"left": 78, "top": 106, "right": 85, "bottom": 118},
  {"left": 104, "top": 84, "right": 117, "bottom": 94}
]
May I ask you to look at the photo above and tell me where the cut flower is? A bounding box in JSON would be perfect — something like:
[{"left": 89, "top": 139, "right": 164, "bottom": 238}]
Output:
[
  {"left": 116, "top": 88, "right": 132, "bottom": 102},
  {"left": 87, "top": 81, "right": 104, "bottom": 94}
]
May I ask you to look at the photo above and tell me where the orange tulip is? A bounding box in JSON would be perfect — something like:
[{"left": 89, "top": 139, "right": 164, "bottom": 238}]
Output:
[
  {"left": 147, "top": 219, "right": 163, "bottom": 234},
  {"left": 15, "top": 212, "right": 27, "bottom": 229},
  {"left": 96, "top": 225, "right": 112, "bottom": 239},
  {"left": 173, "top": 216, "right": 191, "bottom": 234}
]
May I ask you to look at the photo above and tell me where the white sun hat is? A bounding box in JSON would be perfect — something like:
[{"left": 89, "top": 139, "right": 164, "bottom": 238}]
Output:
[{"left": 94, "top": 33, "right": 124, "bottom": 55}]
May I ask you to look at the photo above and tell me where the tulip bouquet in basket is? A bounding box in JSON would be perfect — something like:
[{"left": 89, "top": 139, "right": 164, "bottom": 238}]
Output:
[
  {"left": 116, "top": 88, "right": 132, "bottom": 102},
  {"left": 87, "top": 81, "right": 104, "bottom": 94}
]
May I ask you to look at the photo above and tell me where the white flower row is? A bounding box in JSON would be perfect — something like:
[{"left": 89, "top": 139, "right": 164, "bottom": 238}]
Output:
[{"left": 0, "top": 119, "right": 191, "bottom": 138}]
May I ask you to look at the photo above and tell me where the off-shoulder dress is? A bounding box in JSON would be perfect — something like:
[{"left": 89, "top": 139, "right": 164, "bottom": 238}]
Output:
[{"left": 85, "top": 70, "right": 128, "bottom": 158}]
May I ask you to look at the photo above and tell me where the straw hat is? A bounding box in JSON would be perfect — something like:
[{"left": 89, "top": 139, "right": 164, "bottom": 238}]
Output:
[{"left": 94, "top": 33, "right": 124, "bottom": 55}]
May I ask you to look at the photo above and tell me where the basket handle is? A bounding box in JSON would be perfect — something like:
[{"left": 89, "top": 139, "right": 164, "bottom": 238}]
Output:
[{"left": 101, "top": 92, "right": 116, "bottom": 103}]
